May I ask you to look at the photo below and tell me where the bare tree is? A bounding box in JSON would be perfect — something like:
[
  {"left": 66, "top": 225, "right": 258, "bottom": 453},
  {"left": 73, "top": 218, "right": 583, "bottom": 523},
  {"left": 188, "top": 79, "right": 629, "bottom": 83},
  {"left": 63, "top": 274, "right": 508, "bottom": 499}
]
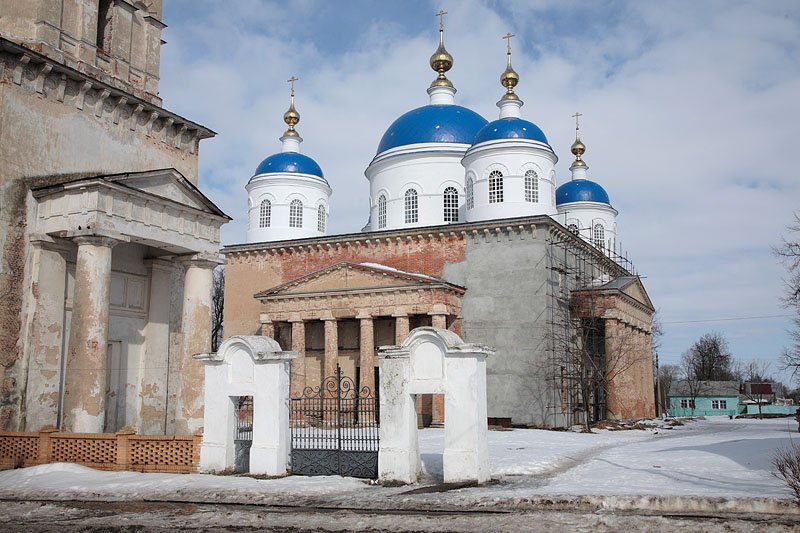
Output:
[
  {"left": 682, "top": 332, "right": 736, "bottom": 381},
  {"left": 211, "top": 265, "right": 224, "bottom": 352},
  {"left": 657, "top": 364, "right": 680, "bottom": 416},
  {"left": 776, "top": 213, "right": 800, "bottom": 382}
]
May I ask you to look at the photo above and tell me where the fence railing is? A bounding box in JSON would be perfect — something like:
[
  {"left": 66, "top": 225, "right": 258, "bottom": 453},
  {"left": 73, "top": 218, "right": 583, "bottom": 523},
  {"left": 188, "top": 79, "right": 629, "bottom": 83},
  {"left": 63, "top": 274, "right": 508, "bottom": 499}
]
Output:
[{"left": 0, "top": 426, "right": 202, "bottom": 473}]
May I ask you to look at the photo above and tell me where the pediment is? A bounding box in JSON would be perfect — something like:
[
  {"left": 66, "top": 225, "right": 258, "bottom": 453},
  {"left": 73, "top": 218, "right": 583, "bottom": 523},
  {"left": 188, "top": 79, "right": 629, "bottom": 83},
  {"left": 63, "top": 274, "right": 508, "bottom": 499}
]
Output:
[
  {"left": 620, "top": 277, "right": 655, "bottom": 311},
  {"left": 27, "top": 168, "right": 228, "bottom": 219},
  {"left": 256, "top": 262, "right": 464, "bottom": 299},
  {"left": 105, "top": 169, "right": 227, "bottom": 217}
]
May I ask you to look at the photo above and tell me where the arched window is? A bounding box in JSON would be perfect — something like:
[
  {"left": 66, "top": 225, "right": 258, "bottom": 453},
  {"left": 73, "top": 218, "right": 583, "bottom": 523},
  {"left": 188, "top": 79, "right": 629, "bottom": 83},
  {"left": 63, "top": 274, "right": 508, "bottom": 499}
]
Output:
[
  {"left": 317, "top": 204, "right": 326, "bottom": 232},
  {"left": 525, "top": 169, "right": 538, "bottom": 202},
  {"left": 259, "top": 199, "right": 271, "bottom": 228},
  {"left": 488, "top": 170, "right": 504, "bottom": 203},
  {"left": 443, "top": 187, "right": 458, "bottom": 222},
  {"left": 289, "top": 199, "right": 303, "bottom": 228},
  {"left": 377, "top": 195, "right": 387, "bottom": 229},
  {"left": 593, "top": 223, "right": 605, "bottom": 248},
  {"left": 404, "top": 189, "right": 418, "bottom": 224},
  {"left": 466, "top": 177, "right": 474, "bottom": 210},
  {"left": 567, "top": 223, "right": 579, "bottom": 235}
]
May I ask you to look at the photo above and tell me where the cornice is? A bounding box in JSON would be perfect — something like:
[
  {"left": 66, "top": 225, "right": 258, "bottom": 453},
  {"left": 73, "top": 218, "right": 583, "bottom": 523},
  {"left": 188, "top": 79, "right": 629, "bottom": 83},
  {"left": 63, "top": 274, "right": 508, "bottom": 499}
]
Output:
[{"left": 0, "top": 37, "right": 215, "bottom": 153}]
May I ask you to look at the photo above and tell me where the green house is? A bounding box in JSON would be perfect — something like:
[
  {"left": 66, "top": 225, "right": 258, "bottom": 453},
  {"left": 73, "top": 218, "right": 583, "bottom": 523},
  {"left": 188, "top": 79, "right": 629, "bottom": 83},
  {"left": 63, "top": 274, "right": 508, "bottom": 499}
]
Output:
[{"left": 668, "top": 380, "right": 740, "bottom": 417}]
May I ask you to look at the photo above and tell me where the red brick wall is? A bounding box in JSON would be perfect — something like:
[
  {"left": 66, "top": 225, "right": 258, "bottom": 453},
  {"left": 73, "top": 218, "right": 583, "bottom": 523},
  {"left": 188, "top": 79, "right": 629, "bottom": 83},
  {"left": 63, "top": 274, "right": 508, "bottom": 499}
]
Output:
[
  {"left": 224, "top": 233, "right": 467, "bottom": 337},
  {"left": 0, "top": 180, "right": 28, "bottom": 431}
]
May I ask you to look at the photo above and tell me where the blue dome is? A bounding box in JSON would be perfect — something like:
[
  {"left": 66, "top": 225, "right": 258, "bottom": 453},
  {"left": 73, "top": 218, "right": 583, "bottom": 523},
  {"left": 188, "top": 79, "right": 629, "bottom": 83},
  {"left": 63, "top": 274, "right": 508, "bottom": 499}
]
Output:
[
  {"left": 254, "top": 152, "right": 325, "bottom": 181},
  {"left": 556, "top": 179, "right": 611, "bottom": 205},
  {"left": 472, "top": 117, "right": 548, "bottom": 145},
  {"left": 376, "top": 105, "right": 487, "bottom": 155}
]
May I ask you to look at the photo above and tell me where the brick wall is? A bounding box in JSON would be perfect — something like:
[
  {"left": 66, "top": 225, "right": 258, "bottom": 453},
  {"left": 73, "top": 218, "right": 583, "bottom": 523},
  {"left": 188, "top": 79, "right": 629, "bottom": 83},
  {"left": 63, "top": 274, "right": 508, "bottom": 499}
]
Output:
[
  {"left": 0, "top": 427, "right": 202, "bottom": 473},
  {"left": 224, "top": 233, "right": 467, "bottom": 337}
]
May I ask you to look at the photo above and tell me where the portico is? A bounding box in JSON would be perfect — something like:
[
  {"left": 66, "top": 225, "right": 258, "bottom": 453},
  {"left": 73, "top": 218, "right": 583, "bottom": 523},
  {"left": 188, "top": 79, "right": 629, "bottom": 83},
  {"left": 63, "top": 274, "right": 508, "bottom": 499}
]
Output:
[
  {"left": 255, "top": 262, "right": 464, "bottom": 423},
  {"left": 22, "top": 168, "right": 229, "bottom": 434}
]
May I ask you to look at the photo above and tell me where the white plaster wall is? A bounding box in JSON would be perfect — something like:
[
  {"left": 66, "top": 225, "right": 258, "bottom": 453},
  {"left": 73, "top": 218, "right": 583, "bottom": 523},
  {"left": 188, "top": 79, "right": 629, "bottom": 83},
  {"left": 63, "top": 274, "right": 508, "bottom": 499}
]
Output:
[
  {"left": 556, "top": 202, "right": 618, "bottom": 253},
  {"left": 246, "top": 174, "right": 331, "bottom": 243},
  {"left": 366, "top": 145, "right": 470, "bottom": 230},
  {"left": 463, "top": 140, "right": 558, "bottom": 222}
]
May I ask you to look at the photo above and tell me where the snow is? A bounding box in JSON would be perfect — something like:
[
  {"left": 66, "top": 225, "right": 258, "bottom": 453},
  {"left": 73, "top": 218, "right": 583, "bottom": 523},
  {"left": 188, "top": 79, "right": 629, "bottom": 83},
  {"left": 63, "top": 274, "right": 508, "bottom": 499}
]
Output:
[
  {"left": 358, "top": 262, "right": 440, "bottom": 281},
  {"left": 1, "top": 417, "right": 798, "bottom": 507}
]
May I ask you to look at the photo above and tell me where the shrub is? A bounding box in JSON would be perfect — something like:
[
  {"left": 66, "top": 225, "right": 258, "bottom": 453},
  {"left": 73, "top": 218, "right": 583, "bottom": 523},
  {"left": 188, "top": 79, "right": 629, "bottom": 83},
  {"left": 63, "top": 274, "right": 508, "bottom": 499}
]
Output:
[{"left": 773, "top": 442, "right": 800, "bottom": 504}]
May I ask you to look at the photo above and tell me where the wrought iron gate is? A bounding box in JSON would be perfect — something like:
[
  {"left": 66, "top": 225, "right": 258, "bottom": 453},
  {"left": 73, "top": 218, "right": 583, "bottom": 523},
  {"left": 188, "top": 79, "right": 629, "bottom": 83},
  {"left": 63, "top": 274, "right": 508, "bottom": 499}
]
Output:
[
  {"left": 234, "top": 396, "right": 253, "bottom": 473},
  {"left": 290, "top": 365, "right": 379, "bottom": 478}
]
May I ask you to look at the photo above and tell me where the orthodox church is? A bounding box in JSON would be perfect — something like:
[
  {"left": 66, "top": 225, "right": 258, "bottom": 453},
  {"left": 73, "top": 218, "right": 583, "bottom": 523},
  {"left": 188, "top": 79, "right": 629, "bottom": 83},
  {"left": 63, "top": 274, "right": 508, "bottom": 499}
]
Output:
[{"left": 224, "top": 19, "right": 655, "bottom": 428}]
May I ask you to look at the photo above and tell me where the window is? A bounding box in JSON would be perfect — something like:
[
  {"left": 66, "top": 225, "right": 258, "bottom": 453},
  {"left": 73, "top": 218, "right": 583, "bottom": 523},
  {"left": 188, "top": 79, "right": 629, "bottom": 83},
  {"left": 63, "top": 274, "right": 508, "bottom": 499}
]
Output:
[
  {"left": 488, "top": 170, "right": 504, "bottom": 203},
  {"left": 259, "top": 199, "right": 271, "bottom": 228},
  {"left": 679, "top": 399, "right": 695, "bottom": 409},
  {"left": 289, "top": 199, "right": 303, "bottom": 228},
  {"left": 443, "top": 187, "right": 458, "bottom": 222},
  {"left": 466, "top": 177, "right": 474, "bottom": 210},
  {"left": 97, "top": 0, "right": 113, "bottom": 50},
  {"left": 567, "top": 223, "right": 579, "bottom": 235},
  {"left": 711, "top": 400, "right": 727, "bottom": 410},
  {"left": 377, "top": 195, "right": 387, "bottom": 229},
  {"left": 317, "top": 204, "right": 326, "bottom": 232},
  {"left": 524, "top": 169, "right": 538, "bottom": 202},
  {"left": 593, "top": 224, "right": 605, "bottom": 248},
  {"left": 404, "top": 189, "right": 418, "bottom": 224}
]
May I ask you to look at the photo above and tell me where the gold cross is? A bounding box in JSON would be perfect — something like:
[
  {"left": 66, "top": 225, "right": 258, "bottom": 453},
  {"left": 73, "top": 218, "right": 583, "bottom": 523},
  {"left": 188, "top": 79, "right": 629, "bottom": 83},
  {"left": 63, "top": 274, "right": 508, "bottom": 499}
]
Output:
[
  {"left": 572, "top": 111, "right": 583, "bottom": 130},
  {"left": 287, "top": 76, "right": 298, "bottom": 96},
  {"left": 503, "top": 32, "right": 515, "bottom": 54},
  {"left": 436, "top": 9, "right": 447, "bottom": 31}
]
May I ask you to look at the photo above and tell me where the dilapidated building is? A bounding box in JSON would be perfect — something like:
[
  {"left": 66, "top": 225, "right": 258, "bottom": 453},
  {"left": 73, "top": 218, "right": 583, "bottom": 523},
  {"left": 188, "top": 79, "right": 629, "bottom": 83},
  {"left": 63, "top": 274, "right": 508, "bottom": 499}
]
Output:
[{"left": 0, "top": 0, "right": 227, "bottom": 434}]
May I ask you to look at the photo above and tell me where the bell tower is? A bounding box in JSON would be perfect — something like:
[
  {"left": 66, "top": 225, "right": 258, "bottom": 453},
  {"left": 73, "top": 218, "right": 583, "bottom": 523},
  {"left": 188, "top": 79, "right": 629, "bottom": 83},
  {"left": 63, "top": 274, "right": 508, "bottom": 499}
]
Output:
[{"left": 0, "top": 0, "right": 166, "bottom": 103}]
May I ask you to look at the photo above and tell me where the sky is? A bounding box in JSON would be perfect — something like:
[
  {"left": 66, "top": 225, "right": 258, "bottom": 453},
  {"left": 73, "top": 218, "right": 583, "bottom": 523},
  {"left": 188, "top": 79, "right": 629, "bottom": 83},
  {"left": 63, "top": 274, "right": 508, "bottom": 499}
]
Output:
[{"left": 157, "top": 0, "right": 800, "bottom": 384}]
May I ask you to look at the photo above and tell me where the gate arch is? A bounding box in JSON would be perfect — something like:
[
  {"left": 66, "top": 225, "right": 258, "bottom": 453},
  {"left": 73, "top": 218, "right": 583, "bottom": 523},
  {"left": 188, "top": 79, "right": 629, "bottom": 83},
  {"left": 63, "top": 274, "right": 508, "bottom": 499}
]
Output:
[
  {"left": 196, "top": 335, "right": 296, "bottom": 475},
  {"left": 378, "top": 327, "right": 494, "bottom": 484}
]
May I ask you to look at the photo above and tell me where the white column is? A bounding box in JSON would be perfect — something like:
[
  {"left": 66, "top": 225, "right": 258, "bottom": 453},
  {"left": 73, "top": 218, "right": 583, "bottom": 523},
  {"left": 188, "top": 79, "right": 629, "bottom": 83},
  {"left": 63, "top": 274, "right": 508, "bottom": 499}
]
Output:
[
  {"left": 139, "top": 259, "right": 173, "bottom": 435},
  {"left": 61, "top": 235, "right": 120, "bottom": 433},
  {"left": 21, "top": 237, "right": 68, "bottom": 430},
  {"left": 174, "top": 255, "right": 218, "bottom": 434}
]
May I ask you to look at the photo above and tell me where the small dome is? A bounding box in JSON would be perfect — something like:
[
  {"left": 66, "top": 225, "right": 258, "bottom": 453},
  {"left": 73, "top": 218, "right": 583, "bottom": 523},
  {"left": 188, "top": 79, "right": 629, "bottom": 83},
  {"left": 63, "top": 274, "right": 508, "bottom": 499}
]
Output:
[
  {"left": 472, "top": 117, "right": 548, "bottom": 145},
  {"left": 253, "top": 152, "right": 325, "bottom": 182},
  {"left": 376, "top": 105, "right": 487, "bottom": 155},
  {"left": 556, "top": 179, "right": 611, "bottom": 206}
]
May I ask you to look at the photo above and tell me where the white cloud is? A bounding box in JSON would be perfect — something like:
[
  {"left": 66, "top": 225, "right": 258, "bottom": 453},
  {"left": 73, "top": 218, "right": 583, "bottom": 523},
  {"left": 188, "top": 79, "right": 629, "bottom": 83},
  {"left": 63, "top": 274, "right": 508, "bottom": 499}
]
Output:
[{"left": 159, "top": 0, "right": 800, "bottom": 382}]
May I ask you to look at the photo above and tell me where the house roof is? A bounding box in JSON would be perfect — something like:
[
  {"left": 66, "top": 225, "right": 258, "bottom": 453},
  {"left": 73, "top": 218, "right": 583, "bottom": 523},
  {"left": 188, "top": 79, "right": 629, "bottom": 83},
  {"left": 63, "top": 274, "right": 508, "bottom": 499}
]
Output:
[{"left": 670, "top": 380, "right": 740, "bottom": 397}]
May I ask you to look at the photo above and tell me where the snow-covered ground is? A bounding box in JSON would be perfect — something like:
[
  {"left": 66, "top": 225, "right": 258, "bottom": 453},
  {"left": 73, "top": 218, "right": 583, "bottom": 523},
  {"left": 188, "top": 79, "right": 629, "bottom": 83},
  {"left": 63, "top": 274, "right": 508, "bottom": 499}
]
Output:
[{"left": 1, "top": 417, "right": 798, "bottom": 507}]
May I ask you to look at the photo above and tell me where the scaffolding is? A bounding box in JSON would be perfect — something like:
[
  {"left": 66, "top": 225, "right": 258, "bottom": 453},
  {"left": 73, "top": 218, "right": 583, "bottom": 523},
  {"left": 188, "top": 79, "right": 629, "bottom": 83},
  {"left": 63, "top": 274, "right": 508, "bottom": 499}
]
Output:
[{"left": 545, "top": 223, "right": 636, "bottom": 428}]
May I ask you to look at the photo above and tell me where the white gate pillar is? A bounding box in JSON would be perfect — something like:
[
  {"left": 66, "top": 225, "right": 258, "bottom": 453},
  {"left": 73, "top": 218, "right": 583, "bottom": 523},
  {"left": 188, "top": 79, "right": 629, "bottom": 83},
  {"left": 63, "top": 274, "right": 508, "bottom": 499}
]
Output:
[
  {"left": 195, "top": 336, "right": 297, "bottom": 475},
  {"left": 376, "top": 351, "right": 419, "bottom": 484},
  {"left": 378, "top": 327, "right": 494, "bottom": 485}
]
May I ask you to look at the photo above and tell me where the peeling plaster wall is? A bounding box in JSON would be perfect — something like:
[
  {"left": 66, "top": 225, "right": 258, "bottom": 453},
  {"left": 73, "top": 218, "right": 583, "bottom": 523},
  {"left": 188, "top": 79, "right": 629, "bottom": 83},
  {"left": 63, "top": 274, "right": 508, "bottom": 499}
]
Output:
[{"left": 0, "top": 84, "right": 200, "bottom": 183}]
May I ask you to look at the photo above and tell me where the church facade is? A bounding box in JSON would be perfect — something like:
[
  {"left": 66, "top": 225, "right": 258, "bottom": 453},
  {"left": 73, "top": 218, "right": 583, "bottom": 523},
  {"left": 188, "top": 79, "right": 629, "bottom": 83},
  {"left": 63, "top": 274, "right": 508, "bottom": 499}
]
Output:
[
  {"left": 224, "top": 20, "right": 655, "bottom": 427},
  {"left": 0, "top": 0, "right": 227, "bottom": 435}
]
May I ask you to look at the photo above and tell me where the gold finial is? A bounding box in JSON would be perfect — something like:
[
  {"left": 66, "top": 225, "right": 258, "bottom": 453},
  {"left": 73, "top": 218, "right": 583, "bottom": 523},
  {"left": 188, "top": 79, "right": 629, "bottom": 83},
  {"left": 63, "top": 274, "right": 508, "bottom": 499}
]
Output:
[
  {"left": 571, "top": 111, "right": 587, "bottom": 167},
  {"left": 500, "top": 32, "right": 520, "bottom": 101},
  {"left": 429, "top": 9, "right": 454, "bottom": 89},
  {"left": 283, "top": 75, "right": 300, "bottom": 138}
]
